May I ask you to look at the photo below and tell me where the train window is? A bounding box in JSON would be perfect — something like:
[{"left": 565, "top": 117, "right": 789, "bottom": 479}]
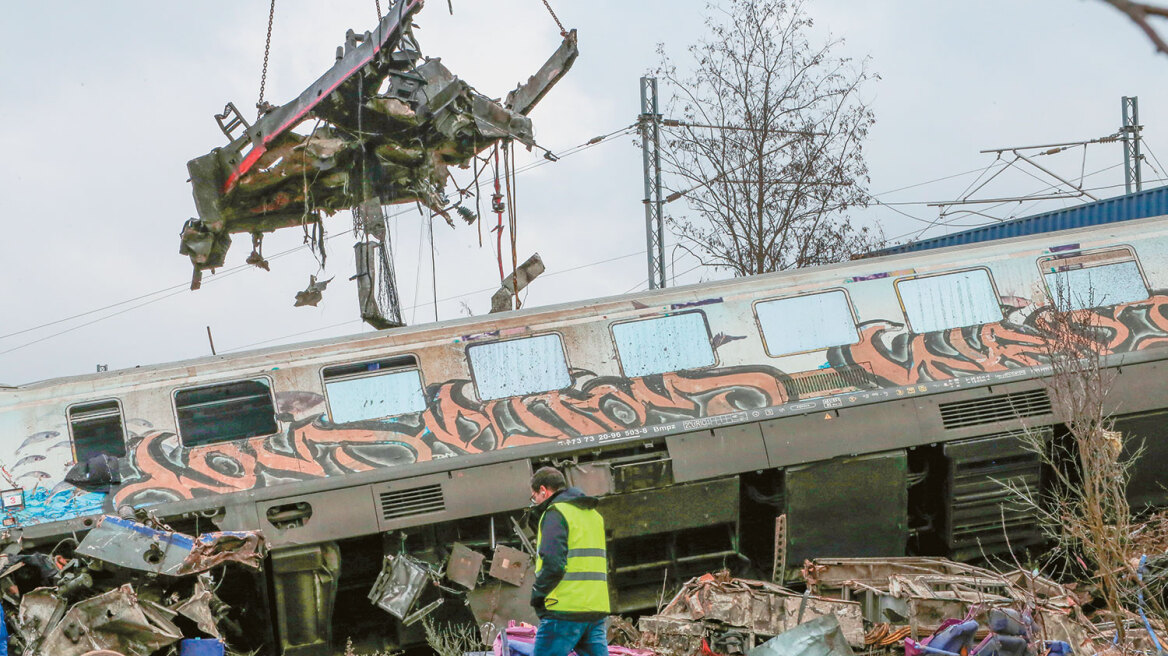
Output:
[
  {"left": 612, "top": 311, "right": 715, "bottom": 377},
  {"left": 896, "top": 269, "right": 1002, "bottom": 333},
  {"left": 322, "top": 356, "right": 426, "bottom": 422},
  {"left": 68, "top": 400, "right": 127, "bottom": 463},
  {"left": 467, "top": 334, "right": 571, "bottom": 400},
  {"left": 754, "top": 290, "right": 858, "bottom": 356},
  {"left": 1039, "top": 248, "right": 1148, "bottom": 311},
  {"left": 175, "top": 378, "right": 278, "bottom": 447}
]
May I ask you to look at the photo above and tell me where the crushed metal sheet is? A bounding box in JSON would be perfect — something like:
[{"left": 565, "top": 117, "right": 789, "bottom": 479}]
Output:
[
  {"left": 77, "top": 515, "right": 265, "bottom": 578},
  {"left": 176, "top": 529, "right": 267, "bottom": 575},
  {"left": 488, "top": 545, "right": 531, "bottom": 586},
  {"left": 76, "top": 515, "right": 194, "bottom": 577},
  {"left": 38, "top": 583, "right": 183, "bottom": 656},
  {"left": 368, "top": 554, "right": 429, "bottom": 619}
]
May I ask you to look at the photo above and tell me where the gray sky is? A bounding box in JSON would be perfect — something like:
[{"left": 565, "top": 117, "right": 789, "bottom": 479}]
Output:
[{"left": 2, "top": 1, "right": 1165, "bottom": 385}]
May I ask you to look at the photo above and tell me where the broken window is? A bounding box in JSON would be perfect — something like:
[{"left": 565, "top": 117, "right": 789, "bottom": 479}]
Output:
[
  {"left": 68, "top": 400, "right": 127, "bottom": 463},
  {"left": 896, "top": 269, "right": 1002, "bottom": 333},
  {"left": 612, "top": 312, "right": 715, "bottom": 378},
  {"left": 323, "top": 356, "right": 426, "bottom": 423},
  {"left": 1039, "top": 247, "right": 1148, "bottom": 311},
  {"left": 755, "top": 290, "right": 858, "bottom": 356},
  {"left": 175, "top": 379, "right": 278, "bottom": 447},
  {"left": 467, "top": 334, "right": 571, "bottom": 400}
]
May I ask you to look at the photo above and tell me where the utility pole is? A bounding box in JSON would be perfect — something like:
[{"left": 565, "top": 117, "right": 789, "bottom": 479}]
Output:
[
  {"left": 639, "top": 77, "right": 667, "bottom": 290},
  {"left": 1122, "top": 96, "right": 1143, "bottom": 194}
]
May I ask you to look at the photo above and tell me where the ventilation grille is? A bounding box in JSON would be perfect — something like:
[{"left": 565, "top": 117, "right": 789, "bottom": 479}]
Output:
[
  {"left": 787, "top": 364, "right": 876, "bottom": 399},
  {"left": 942, "top": 432, "right": 1044, "bottom": 559},
  {"left": 380, "top": 484, "right": 445, "bottom": 520},
  {"left": 939, "top": 390, "right": 1052, "bottom": 429}
]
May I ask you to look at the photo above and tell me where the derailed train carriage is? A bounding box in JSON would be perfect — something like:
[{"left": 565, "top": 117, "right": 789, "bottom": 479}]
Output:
[{"left": 5, "top": 212, "right": 1168, "bottom": 653}]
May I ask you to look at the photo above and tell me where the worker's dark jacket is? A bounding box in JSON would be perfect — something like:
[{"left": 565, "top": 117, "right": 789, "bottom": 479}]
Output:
[{"left": 530, "top": 487, "right": 610, "bottom": 621}]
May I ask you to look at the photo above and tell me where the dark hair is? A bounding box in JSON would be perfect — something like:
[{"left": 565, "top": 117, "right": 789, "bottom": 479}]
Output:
[{"left": 531, "top": 466, "right": 566, "bottom": 492}]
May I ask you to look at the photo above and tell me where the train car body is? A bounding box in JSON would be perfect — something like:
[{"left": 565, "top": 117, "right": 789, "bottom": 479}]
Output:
[{"left": 5, "top": 215, "right": 1168, "bottom": 653}]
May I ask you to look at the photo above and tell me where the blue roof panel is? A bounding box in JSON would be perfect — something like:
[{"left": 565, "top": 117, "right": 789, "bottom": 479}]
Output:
[{"left": 870, "top": 185, "right": 1168, "bottom": 256}]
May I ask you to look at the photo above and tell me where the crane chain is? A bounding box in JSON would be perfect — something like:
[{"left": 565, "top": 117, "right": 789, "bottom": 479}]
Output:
[
  {"left": 539, "top": 0, "right": 568, "bottom": 37},
  {"left": 257, "top": 0, "right": 277, "bottom": 118},
  {"left": 375, "top": 0, "right": 382, "bottom": 19}
]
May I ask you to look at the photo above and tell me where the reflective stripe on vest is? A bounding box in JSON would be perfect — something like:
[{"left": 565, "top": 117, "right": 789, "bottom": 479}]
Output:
[{"left": 535, "top": 501, "right": 610, "bottom": 614}]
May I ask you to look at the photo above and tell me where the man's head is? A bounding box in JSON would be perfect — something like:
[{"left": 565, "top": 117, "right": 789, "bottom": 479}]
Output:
[{"left": 530, "top": 466, "right": 566, "bottom": 505}]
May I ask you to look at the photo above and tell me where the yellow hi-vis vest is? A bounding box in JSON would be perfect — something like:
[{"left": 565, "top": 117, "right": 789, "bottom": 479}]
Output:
[{"left": 535, "top": 501, "right": 611, "bottom": 614}]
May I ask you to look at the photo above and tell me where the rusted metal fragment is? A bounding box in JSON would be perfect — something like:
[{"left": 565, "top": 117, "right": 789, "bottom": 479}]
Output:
[
  {"left": 38, "top": 584, "right": 183, "bottom": 656},
  {"left": 176, "top": 530, "right": 267, "bottom": 575},
  {"left": 505, "top": 30, "right": 579, "bottom": 114},
  {"left": 181, "top": 1, "right": 576, "bottom": 283}
]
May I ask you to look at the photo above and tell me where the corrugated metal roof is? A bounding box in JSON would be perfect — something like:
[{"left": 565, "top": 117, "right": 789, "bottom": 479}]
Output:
[{"left": 868, "top": 185, "right": 1168, "bottom": 257}]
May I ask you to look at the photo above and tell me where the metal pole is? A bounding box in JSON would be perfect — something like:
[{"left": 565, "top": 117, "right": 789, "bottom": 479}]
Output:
[
  {"left": 640, "top": 77, "right": 667, "bottom": 290},
  {"left": 1122, "top": 96, "right": 1143, "bottom": 194}
]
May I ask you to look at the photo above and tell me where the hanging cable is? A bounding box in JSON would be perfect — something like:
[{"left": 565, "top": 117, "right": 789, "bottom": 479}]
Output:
[
  {"left": 473, "top": 155, "right": 483, "bottom": 247},
  {"left": 256, "top": 0, "right": 277, "bottom": 118},
  {"left": 504, "top": 142, "right": 520, "bottom": 309},
  {"left": 492, "top": 144, "right": 506, "bottom": 283}
]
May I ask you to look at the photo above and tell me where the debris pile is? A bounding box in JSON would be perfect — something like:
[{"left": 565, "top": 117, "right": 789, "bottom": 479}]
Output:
[
  {"left": 636, "top": 571, "right": 864, "bottom": 655},
  {"left": 1, "top": 513, "right": 265, "bottom": 656}
]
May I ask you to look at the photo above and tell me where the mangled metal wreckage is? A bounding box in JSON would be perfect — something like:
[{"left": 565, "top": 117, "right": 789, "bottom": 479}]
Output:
[
  {"left": 179, "top": 0, "right": 577, "bottom": 289},
  {"left": 3, "top": 512, "right": 264, "bottom": 656}
]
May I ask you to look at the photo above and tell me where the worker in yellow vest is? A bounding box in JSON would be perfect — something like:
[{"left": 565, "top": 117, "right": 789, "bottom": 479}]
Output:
[{"left": 529, "top": 466, "right": 611, "bottom": 656}]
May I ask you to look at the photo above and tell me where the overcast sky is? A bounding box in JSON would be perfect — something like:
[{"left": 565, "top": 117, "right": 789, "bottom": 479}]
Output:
[{"left": 2, "top": 0, "right": 1166, "bottom": 386}]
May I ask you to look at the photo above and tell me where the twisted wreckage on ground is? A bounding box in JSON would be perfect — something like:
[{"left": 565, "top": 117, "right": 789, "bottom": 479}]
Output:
[{"left": 178, "top": 0, "right": 576, "bottom": 317}]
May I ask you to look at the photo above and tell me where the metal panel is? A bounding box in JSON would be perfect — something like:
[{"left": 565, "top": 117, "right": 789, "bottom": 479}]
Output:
[
  {"left": 257, "top": 485, "right": 379, "bottom": 549},
  {"left": 870, "top": 185, "right": 1168, "bottom": 256},
  {"left": 372, "top": 460, "right": 531, "bottom": 532},
  {"left": 599, "top": 477, "right": 739, "bottom": 539},
  {"left": 784, "top": 451, "right": 908, "bottom": 564},
  {"left": 668, "top": 424, "right": 769, "bottom": 483},
  {"left": 761, "top": 400, "right": 921, "bottom": 468}
]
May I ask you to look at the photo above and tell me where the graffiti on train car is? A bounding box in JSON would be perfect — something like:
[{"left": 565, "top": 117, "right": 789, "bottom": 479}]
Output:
[
  {"left": 13, "top": 293, "right": 1163, "bottom": 516},
  {"left": 113, "top": 366, "right": 793, "bottom": 506},
  {"left": 4, "top": 420, "right": 156, "bottom": 526},
  {"left": 828, "top": 293, "right": 1168, "bottom": 386}
]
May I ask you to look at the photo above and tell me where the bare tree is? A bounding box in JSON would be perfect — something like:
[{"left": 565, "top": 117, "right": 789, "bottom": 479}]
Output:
[
  {"left": 656, "top": 0, "right": 882, "bottom": 276},
  {"left": 1102, "top": 0, "right": 1168, "bottom": 55},
  {"left": 1002, "top": 284, "right": 1168, "bottom": 647}
]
